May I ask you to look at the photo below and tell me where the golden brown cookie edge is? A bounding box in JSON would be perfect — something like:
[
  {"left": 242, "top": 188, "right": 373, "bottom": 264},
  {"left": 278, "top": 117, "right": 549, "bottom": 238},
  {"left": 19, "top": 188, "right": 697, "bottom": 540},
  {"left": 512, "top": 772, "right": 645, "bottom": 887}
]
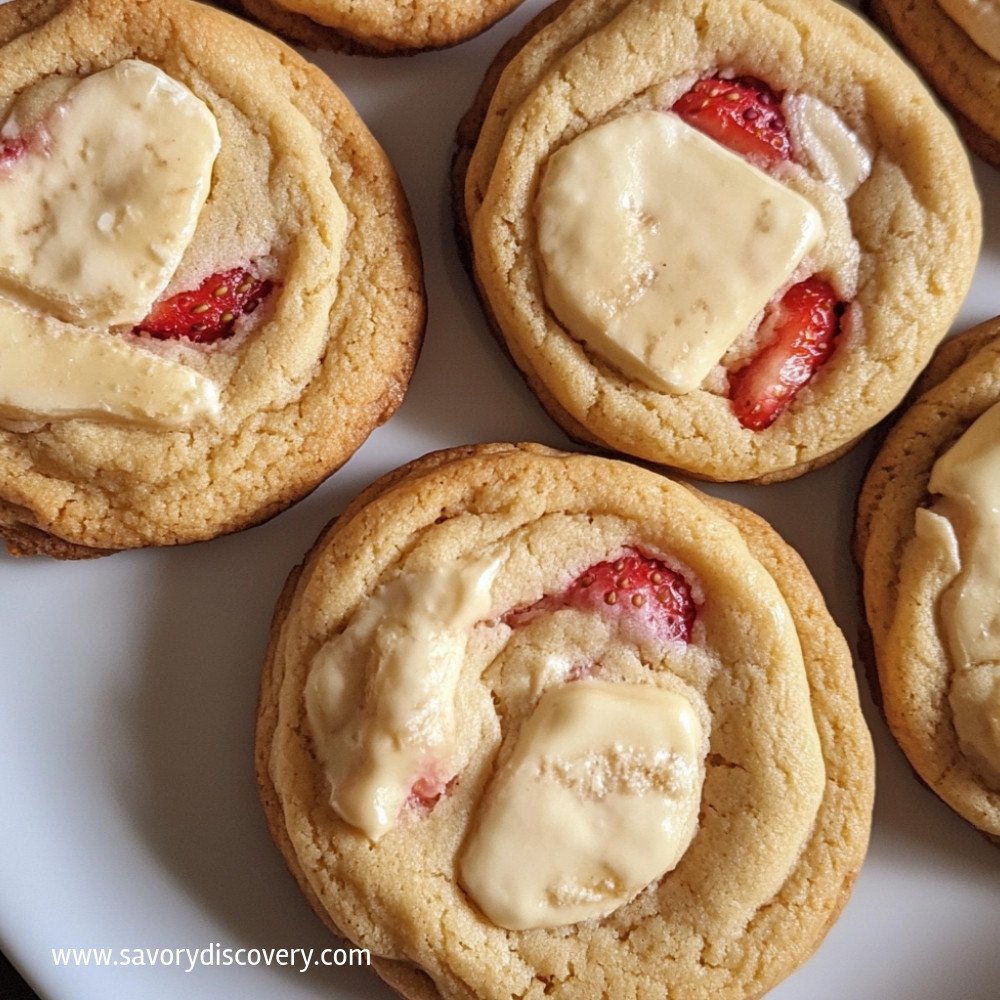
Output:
[{"left": 226, "top": 0, "right": 529, "bottom": 55}]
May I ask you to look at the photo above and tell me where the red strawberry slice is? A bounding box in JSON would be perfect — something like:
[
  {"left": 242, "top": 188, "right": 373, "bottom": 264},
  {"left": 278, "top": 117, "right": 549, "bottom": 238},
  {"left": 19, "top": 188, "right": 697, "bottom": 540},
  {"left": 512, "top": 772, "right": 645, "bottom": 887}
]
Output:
[
  {"left": 673, "top": 76, "right": 792, "bottom": 166},
  {"left": 505, "top": 548, "right": 696, "bottom": 645},
  {"left": 566, "top": 662, "right": 597, "bottom": 682},
  {"left": 729, "top": 277, "right": 841, "bottom": 431},
  {"left": 0, "top": 129, "right": 44, "bottom": 172},
  {"left": 1, "top": 112, "right": 58, "bottom": 172},
  {"left": 0, "top": 136, "right": 28, "bottom": 169},
  {"left": 134, "top": 266, "right": 274, "bottom": 344},
  {"left": 406, "top": 771, "right": 454, "bottom": 817}
]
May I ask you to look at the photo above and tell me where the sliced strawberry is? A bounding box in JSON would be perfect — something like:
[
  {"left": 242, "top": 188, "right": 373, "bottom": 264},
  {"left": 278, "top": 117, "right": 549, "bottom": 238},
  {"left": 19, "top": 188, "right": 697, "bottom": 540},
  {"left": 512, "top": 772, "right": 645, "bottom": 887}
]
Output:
[
  {"left": 134, "top": 266, "right": 274, "bottom": 344},
  {"left": 505, "top": 548, "right": 696, "bottom": 646},
  {"left": 0, "top": 135, "right": 28, "bottom": 168},
  {"left": 406, "top": 771, "right": 454, "bottom": 817},
  {"left": 729, "top": 278, "right": 841, "bottom": 431},
  {"left": 672, "top": 76, "right": 792, "bottom": 166},
  {"left": 566, "top": 662, "right": 597, "bottom": 682},
  {"left": 0, "top": 130, "right": 41, "bottom": 172},
  {"left": 1, "top": 113, "right": 56, "bottom": 172}
]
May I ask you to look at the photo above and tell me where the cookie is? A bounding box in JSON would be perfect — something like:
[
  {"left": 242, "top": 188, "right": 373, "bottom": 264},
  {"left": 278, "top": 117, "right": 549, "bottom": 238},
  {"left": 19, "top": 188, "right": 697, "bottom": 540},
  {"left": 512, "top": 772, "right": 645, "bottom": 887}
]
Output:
[
  {"left": 225, "top": 0, "right": 529, "bottom": 55},
  {"left": 456, "top": 0, "right": 981, "bottom": 483},
  {"left": 869, "top": 0, "right": 1000, "bottom": 169},
  {"left": 0, "top": 0, "right": 425, "bottom": 558},
  {"left": 257, "top": 443, "right": 875, "bottom": 1000},
  {"left": 857, "top": 316, "right": 1000, "bottom": 839}
]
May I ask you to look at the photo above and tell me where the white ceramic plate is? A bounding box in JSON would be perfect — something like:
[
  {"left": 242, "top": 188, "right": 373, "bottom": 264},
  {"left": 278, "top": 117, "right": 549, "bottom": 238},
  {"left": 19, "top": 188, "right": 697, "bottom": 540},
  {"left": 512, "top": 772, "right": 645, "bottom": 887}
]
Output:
[{"left": 2, "top": 2, "right": 999, "bottom": 997}]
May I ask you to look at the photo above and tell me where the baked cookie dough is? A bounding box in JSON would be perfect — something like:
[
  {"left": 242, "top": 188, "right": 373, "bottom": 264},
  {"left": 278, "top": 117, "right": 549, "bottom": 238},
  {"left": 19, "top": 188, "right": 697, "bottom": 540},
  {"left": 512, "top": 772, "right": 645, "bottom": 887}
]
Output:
[
  {"left": 0, "top": 0, "right": 424, "bottom": 558},
  {"left": 456, "top": 0, "right": 981, "bottom": 483},
  {"left": 258, "top": 443, "right": 875, "bottom": 1000},
  {"left": 857, "top": 316, "right": 1000, "bottom": 839},
  {"left": 225, "top": 0, "right": 528, "bottom": 55},
  {"left": 869, "top": 0, "right": 1000, "bottom": 169}
]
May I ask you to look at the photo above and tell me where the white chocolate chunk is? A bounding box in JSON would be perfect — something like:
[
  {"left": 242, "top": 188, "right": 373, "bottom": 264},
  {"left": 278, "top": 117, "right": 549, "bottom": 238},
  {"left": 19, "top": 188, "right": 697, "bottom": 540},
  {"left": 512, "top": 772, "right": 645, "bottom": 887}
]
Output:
[
  {"left": 937, "top": 0, "right": 1000, "bottom": 61},
  {"left": 0, "top": 60, "right": 220, "bottom": 326},
  {"left": 305, "top": 557, "right": 501, "bottom": 842},
  {"left": 0, "top": 298, "right": 220, "bottom": 427},
  {"left": 535, "top": 111, "right": 824, "bottom": 394},
  {"left": 459, "top": 680, "right": 705, "bottom": 930},
  {"left": 922, "top": 402, "right": 1000, "bottom": 781},
  {"left": 784, "top": 94, "right": 873, "bottom": 198}
]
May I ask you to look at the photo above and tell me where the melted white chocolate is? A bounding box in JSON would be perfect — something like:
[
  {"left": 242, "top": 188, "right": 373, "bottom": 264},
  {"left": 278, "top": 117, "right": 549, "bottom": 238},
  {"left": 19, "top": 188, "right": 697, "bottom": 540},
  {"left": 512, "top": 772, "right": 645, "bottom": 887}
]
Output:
[
  {"left": 0, "top": 60, "right": 220, "bottom": 326},
  {"left": 784, "top": 95, "right": 872, "bottom": 198},
  {"left": 918, "top": 401, "right": 1000, "bottom": 782},
  {"left": 0, "top": 298, "right": 220, "bottom": 427},
  {"left": 459, "top": 680, "right": 705, "bottom": 930},
  {"left": 534, "top": 110, "right": 824, "bottom": 394},
  {"left": 305, "top": 557, "right": 501, "bottom": 842}
]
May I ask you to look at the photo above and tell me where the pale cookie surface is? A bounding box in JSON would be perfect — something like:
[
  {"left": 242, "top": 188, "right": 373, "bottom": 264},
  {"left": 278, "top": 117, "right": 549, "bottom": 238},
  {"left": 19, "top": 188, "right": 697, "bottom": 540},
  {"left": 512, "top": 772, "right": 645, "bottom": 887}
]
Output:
[
  {"left": 227, "top": 0, "right": 528, "bottom": 54},
  {"left": 0, "top": 0, "right": 424, "bottom": 557},
  {"left": 257, "top": 443, "right": 874, "bottom": 1000},
  {"left": 857, "top": 317, "right": 1000, "bottom": 840},
  {"left": 457, "top": 0, "right": 981, "bottom": 483},
  {"left": 870, "top": 0, "right": 1000, "bottom": 169}
]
